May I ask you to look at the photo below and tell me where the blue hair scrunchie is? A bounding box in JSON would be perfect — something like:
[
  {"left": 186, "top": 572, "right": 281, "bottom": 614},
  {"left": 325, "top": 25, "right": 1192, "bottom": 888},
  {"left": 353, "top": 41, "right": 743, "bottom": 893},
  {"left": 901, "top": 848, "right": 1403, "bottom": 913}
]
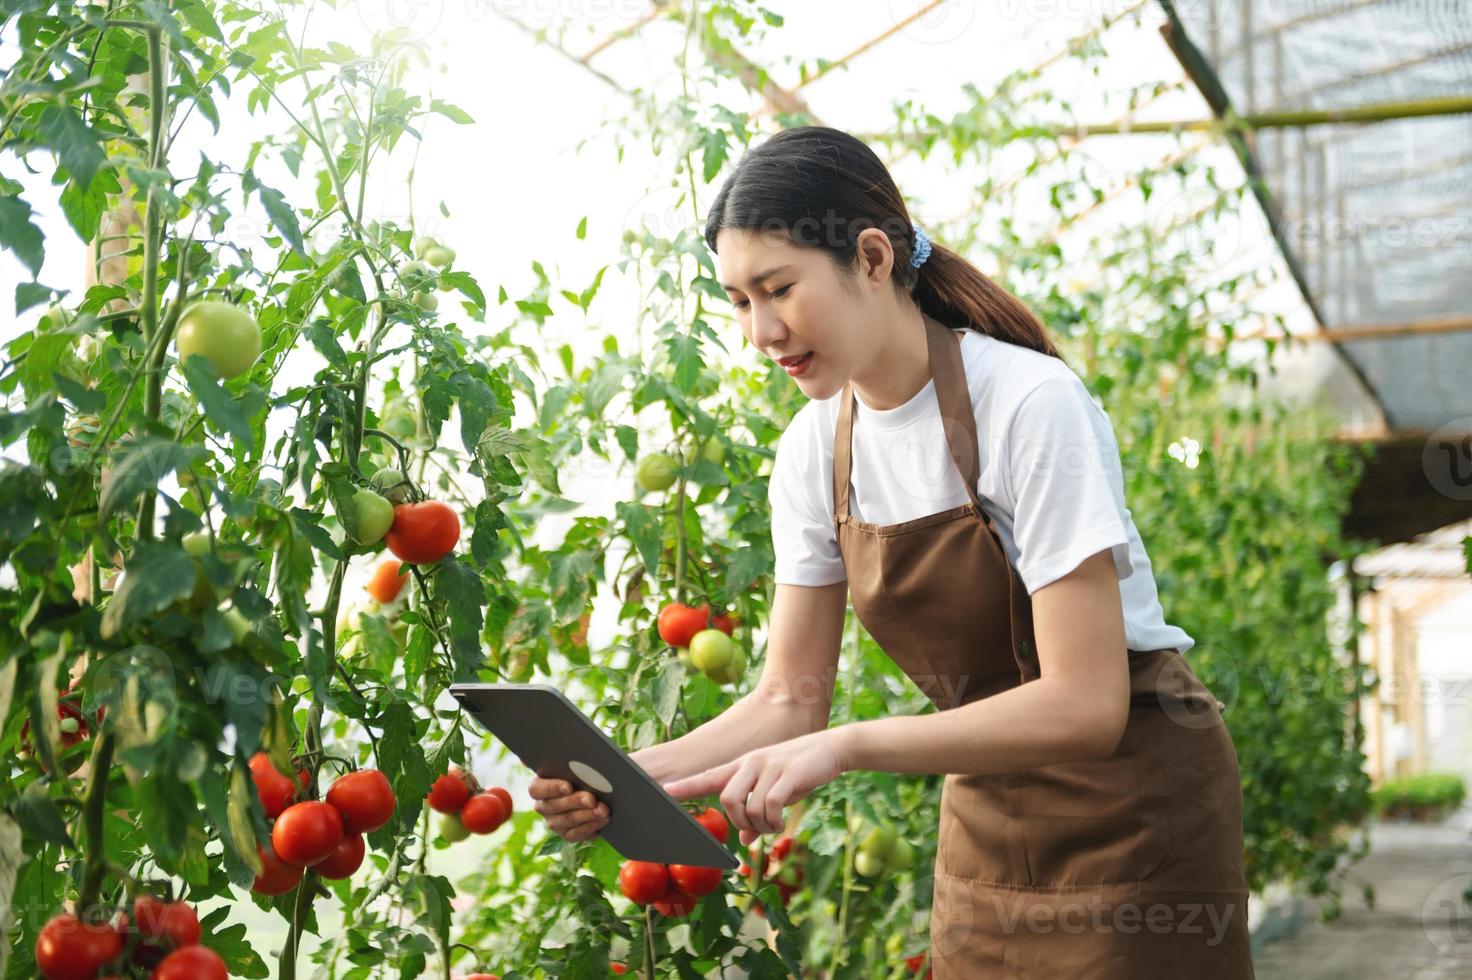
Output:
[{"left": 911, "top": 224, "right": 932, "bottom": 270}]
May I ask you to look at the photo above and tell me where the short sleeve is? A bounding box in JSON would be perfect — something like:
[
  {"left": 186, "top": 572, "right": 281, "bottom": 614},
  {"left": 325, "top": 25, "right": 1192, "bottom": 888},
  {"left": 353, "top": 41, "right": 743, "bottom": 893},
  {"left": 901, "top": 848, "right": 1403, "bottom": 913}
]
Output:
[
  {"left": 1003, "top": 375, "right": 1133, "bottom": 594},
  {"left": 768, "top": 413, "right": 847, "bottom": 587}
]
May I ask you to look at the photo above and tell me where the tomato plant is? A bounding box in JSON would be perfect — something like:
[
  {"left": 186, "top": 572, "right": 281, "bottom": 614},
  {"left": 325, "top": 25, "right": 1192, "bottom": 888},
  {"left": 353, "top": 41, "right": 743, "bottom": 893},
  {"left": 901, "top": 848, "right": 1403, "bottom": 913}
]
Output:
[{"left": 0, "top": 0, "right": 1373, "bottom": 975}]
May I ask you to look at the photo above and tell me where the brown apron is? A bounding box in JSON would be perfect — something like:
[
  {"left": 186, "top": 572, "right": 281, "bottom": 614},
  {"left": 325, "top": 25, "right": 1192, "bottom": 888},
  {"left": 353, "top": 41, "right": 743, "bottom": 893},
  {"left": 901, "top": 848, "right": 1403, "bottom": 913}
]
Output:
[{"left": 832, "top": 313, "right": 1256, "bottom": 977}]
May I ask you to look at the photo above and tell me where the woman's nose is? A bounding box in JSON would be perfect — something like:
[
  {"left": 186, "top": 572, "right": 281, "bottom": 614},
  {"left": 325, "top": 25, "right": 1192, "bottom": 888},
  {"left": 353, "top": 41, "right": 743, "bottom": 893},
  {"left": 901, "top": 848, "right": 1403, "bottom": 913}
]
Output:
[{"left": 749, "top": 308, "right": 786, "bottom": 350}]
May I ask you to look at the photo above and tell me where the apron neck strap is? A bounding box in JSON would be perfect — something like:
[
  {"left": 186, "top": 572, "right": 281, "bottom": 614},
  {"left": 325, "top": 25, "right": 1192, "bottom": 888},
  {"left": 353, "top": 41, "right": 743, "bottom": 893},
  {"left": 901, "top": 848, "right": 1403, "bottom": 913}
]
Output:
[{"left": 833, "top": 314, "right": 984, "bottom": 521}]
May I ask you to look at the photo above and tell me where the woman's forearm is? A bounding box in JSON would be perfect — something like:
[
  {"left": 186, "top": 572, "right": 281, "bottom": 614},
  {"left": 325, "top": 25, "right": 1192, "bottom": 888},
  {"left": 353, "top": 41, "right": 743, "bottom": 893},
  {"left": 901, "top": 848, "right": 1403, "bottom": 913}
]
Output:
[
  {"left": 837, "top": 677, "right": 1116, "bottom": 777},
  {"left": 632, "top": 690, "right": 823, "bottom": 785}
]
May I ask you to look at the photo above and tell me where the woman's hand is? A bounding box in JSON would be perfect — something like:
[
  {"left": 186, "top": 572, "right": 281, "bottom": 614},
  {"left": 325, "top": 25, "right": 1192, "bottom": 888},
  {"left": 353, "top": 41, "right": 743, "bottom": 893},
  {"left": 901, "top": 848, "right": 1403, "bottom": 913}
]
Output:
[
  {"left": 662, "top": 728, "right": 849, "bottom": 845},
  {"left": 528, "top": 776, "right": 608, "bottom": 843}
]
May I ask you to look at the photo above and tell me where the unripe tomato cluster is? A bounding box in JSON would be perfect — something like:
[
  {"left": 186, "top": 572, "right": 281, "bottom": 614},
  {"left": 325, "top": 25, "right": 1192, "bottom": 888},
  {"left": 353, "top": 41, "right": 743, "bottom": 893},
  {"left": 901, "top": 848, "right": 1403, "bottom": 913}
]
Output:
[
  {"left": 657, "top": 603, "right": 742, "bottom": 684},
  {"left": 35, "top": 895, "right": 228, "bottom": 980},
  {"left": 615, "top": 808, "right": 730, "bottom": 918},
  {"left": 427, "top": 769, "right": 514, "bottom": 840},
  {"left": 849, "top": 816, "right": 914, "bottom": 877},
  {"left": 736, "top": 834, "right": 804, "bottom": 917},
  {"left": 248, "top": 754, "right": 397, "bottom": 894}
]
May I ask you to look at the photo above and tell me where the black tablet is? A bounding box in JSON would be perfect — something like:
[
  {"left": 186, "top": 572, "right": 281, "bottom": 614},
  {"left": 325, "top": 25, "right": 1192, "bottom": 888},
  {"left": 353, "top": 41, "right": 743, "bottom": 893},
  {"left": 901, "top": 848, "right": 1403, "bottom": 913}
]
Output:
[{"left": 448, "top": 682, "right": 739, "bottom": 870}]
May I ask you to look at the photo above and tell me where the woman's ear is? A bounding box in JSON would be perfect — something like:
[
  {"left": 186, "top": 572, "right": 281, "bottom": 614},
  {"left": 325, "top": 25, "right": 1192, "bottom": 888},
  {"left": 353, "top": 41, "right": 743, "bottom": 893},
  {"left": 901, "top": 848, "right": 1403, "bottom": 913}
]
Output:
[{"left": 854, "top": 228, "right": 895, "bottom": 289}]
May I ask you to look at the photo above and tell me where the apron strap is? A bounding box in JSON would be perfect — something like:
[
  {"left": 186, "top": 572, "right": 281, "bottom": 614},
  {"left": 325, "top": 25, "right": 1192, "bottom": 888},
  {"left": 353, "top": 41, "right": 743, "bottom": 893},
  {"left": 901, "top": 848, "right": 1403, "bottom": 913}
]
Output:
[
  {"left": 832, "top": 314, "right": 989, "bottom": 524},
  {"left": 923, "top": 313, "right": 986, "bottom": 515}
]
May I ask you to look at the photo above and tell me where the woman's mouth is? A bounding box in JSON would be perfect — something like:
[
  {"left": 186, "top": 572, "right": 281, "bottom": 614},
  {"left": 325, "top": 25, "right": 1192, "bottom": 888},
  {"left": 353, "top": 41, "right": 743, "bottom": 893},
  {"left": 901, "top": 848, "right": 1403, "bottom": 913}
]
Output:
[{"left": 779, "top": 352, "right": 813, "bottom": 377}]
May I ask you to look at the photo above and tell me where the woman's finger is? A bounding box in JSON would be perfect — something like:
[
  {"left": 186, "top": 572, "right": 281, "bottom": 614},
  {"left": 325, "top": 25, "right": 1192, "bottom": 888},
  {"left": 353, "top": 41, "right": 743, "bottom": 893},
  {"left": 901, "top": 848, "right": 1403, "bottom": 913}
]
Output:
[
  {"left": 719, "top": 759, "right": 761, "bottom": 835},
  {"left": 535, "top": 790, "right": 599, "bottom": 816},
  {"left": 528, "top": 778, "right": 573, "bottom": 800},
  {"left": 746, "top": 766, "right": 785, "bottom": 835}
]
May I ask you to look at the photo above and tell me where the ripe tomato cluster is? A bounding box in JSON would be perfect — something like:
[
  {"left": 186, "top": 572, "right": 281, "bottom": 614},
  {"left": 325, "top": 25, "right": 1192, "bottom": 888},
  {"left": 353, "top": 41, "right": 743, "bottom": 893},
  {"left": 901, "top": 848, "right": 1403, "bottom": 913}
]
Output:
[
  {"left": 655, "top": 603, "right": 735, "bottom": 647},
  {"left": 737, "top": 834, "right": 804, "bottom": 917},
  {"left": 657, "top": 603, "right": 743, "bottom": 684},
  {"left": 426, "top": 769, "right": 514, "bottom": 840},
  {"left": 35, "top": 895, "right": 228, "bottom": 980},
  {"left": 615, "top": 807, "right": 729, "bottom": 919},
  {"left": 248, "top": 754, "right": 397, "bottom": 894}
]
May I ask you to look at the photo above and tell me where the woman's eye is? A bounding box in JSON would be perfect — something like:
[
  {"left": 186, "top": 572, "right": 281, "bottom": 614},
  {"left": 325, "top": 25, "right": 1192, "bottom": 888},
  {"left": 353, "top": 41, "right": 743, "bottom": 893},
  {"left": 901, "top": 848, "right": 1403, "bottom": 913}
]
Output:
[
  {"left": 772, "top": 284, "right": 791, "bottom": 299},
  {"left": 732, "top": 298, "right": 749, "bottom": 310}
]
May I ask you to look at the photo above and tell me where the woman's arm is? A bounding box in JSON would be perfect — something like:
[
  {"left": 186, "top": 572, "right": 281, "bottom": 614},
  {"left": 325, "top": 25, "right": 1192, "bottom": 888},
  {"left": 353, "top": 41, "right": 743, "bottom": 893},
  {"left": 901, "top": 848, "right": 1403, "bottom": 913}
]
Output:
[
  {"left": 661, "top": 551, "right": 1129, "bottom": 839},
  {"left": 836, "top": 548, "right": 1131, "bottom": 776},
  {"left": 633, "top": 579, "right": 847, "bottom": 784},
  {"left": 533, "top": 581, "right": 846, "bottom": 842}
]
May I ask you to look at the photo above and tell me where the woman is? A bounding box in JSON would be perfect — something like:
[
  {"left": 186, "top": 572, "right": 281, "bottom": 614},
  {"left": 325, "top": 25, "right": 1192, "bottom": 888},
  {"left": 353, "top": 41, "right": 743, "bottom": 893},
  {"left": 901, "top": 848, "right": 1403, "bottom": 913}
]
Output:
[{"left": 531, "top": 126, "right": 1255, "bottom": 977}]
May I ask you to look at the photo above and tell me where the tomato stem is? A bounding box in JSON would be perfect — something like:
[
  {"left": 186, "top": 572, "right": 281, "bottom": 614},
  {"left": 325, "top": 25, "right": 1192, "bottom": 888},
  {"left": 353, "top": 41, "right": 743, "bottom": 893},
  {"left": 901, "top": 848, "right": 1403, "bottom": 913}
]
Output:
[{"left": 75, "top": 729, "right": 116, "bottom": 917}]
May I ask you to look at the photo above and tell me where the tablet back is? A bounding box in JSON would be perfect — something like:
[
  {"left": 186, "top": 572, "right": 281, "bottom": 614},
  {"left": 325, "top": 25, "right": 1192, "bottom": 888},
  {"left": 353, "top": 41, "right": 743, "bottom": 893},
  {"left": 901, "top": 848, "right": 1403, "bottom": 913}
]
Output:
[{"left": 449, "top": 683, "right": 739, "bottom": 870}]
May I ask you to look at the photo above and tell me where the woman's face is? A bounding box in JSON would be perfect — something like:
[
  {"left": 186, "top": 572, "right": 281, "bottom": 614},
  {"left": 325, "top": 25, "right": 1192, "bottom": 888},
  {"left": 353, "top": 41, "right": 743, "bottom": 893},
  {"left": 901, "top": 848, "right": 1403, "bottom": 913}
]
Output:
[{"left": 716, "top": 227, "right": 890, "bottom": 401}]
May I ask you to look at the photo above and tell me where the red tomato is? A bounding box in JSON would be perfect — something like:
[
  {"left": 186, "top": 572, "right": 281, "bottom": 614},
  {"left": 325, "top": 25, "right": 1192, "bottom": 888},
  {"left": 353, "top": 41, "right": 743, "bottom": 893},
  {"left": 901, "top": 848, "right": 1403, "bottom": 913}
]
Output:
[
  {"left": 459, "top": 793, "right": 508, "bottom": 834},
  {"left": 131, "top": 896, "right": 201, "bottom": 949},
  {"left": 249, "top": 752, "right": 297, "bottom": 819},
  {"left": 656, "top": 603, "right": 709, "bottom": 647},
  {"left": 487, "top": 785, "right": 513, "bottom": 816},
  {"left": 326, "top": 769, "right": 396, "bottom": 835},
  {"left": 313, "top": 833, "right": 366, "bottom": 880},
  {"left": 611, "top": 965, "right": 628, "bottom": 975},
  {"left": 35, "top": 913, "right": 123, "bottom": 980},
  {"left": 693, "top": 806, "right": 727, "bottom": 842},
  {"left": 905, "top": 952, "right": 934, "bottom": 977},
  {"left": 668, "top": 864, "right": 723, "bottom": 898},
  {"left": 272, "top": 801, "right": 344, "bottom": 867},
  {"left": 384, "top": 500, "right": 460, "bottom": 564},
  {"left": 711, "top": 612, "right": 737, "bottom": 636},
  {"left": 152, "top": 944, "right": 228, "bottom": 980},
  {"left": 365, "top": 558, "right": 408, "bottom": 603},
  {"left": 426, "top": 770, "right": 472, "bottom": 814},
  {"left": 653, "top": 888, "right": 698, "bottom": 917},
  {"left": 617, "top": 861, "right": 670, "bottom": 905},
  {"left": 252, "top": 842, "right": 304, "bottom": 895}
]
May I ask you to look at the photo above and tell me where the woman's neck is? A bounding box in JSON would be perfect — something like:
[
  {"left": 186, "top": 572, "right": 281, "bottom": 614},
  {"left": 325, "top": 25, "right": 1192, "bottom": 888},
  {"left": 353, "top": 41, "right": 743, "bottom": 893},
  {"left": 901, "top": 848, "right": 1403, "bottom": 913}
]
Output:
[{"left": 849, "top": 306, "right": 930, "bottom": 411}]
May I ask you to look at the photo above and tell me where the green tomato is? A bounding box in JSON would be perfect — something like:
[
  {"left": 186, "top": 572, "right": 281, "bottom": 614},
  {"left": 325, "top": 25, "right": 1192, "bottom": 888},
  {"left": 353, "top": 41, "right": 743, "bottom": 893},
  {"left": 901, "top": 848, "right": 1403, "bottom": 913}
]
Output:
[
  {"left": 174, "top": 300, "right": 262, "bottom": 380},
  {"left": 683, "top": 436, "right": 726, "bottom": 467},
  {"left": 371, "top": 466, "right": 413, "bottom": 503},
  {"left": 858, "top": 825, "right": 898, "bottom": 861},
  {"left": 222, "top": 606, "right": 251, "bottom": 645},
  {"left": 439, "top": 812, "right": 471, "bottom": 842},
  {"left": 689, "top": 628, "right": 743, "bottom": 684},
  {"left": 883, "top": 836, "right": 913, "bottom": 873},
  {"left": 398, "top": 260, "right": 434, "bottom": 290},
  {"left": 634, "top": 453, "right": 679, "bottom": 493},
  {"left": 411, "top": 289, "right": 438, "bottom": 312},
  {"left": 348, "top": 488, "right": 395, "bottom": 545},
  {"left": 181, "top": 531, "right": 211, "bottom": 557},
  {"left": 380, "top": 396, "right": 421, "bottom": 442},
  {"left": 854, "top": 849, "right": 886, "bottom": 878},
  {"left": 421, "top": 244, "right": 455, "bottom": 268}
]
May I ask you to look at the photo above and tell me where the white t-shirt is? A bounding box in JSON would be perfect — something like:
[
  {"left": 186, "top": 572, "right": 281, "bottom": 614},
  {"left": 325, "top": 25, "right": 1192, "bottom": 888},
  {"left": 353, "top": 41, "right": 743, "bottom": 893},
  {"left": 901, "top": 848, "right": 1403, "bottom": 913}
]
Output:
[{"left": 768, "top": 329, "right": 1195, "bottom": 655}]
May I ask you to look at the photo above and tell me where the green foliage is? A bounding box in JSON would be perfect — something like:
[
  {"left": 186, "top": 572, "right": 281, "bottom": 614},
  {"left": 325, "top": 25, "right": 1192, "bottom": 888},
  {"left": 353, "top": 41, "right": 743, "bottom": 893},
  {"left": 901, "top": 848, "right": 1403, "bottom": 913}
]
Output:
[
  {"left": 0, "top": 0, "right": 1384, "bottom": 976},
  {"left": 1372, "top": 773, "right": 1467, "bottom": 819}
]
